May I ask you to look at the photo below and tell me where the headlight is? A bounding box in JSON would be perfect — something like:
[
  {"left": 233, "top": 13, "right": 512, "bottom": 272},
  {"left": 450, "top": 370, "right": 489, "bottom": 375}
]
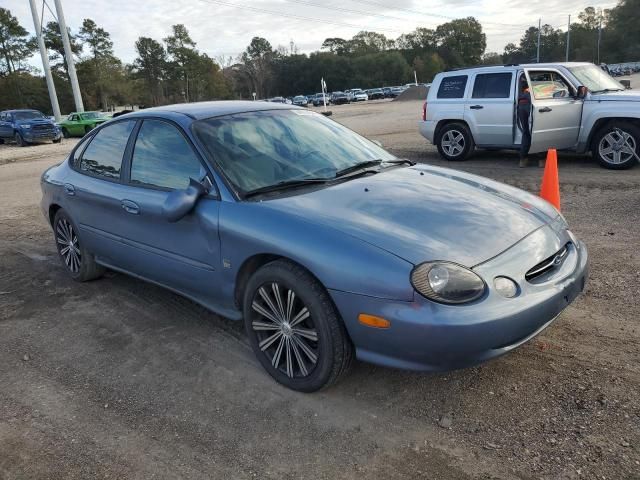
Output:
[
  {"left": 21, "top": 124, "right": 31, "bottom": 129},
  {"left": 411, "top": 262, "right": 486, "bottom": 304}
]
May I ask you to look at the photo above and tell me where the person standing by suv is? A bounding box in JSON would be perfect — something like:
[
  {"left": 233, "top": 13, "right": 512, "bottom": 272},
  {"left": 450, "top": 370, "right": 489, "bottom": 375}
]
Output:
[{"left": 517, "top": 79, "right": 532, "bottom": 167}]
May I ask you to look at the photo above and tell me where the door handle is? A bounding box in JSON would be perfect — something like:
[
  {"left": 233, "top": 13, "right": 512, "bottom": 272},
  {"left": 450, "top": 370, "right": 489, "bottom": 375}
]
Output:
[
  {"left": 121, "top": 199, "right": 140, "bottom": 215},
  {"left": 469, "top": 105, "right": 484, "bottom": 110},
  {"left": 63, "top": 183, "right": 75, "bottom": 196},
  {"left": 539, "top": 107, "right": 553, "bottom": 113}
]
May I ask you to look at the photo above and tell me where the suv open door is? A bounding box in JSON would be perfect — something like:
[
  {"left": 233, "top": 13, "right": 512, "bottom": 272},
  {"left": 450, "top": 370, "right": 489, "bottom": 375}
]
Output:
[{"left": 524, "top": 68, "right": 584, "bottom": 154}]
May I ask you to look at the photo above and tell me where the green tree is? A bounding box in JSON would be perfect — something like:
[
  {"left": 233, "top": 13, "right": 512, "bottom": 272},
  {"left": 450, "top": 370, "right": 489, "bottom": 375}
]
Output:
[
  {"left": 321, "top": 37, "right": 348, "bottom": 55},
  {"left": 0, "top": 7, "right": 35, "bottom": 75},
  {"left": 240, "top": 37, "right": 275, "bottom": 98},
  {"left": 133, "top": 37, "right": 167, "bottom": 105},
  {"left": 42, "top": 20, "right": 82, "bottom": 75},
  {"left": 78, "top": 19, "right": 115, "bottom": 109},
  {"left": 164, "top": 24, "right": 198, "bottom": 102},
  {"left": 435, "top": 17, "right": 486, "bottom": 66},
  {"left": 412, "top": 52, "right": 445, "bottom": 83}
]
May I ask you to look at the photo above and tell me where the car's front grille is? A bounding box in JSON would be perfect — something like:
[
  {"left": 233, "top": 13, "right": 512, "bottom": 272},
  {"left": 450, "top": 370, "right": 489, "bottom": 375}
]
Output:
[{"left": 525, "top": 243, "right": 570, "bottom": 282}]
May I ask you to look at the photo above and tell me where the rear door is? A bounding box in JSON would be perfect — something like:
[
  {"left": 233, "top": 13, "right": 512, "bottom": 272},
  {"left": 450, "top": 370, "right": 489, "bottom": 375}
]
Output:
[
  {"left": 0, "top": 113, "right": 10, "bottom": 138},
  {"left": 524, "top": 68, "right": 583, "bottom": 153},
  {"left": 465, "top": 71, "right": 515, "bottom": 146}
]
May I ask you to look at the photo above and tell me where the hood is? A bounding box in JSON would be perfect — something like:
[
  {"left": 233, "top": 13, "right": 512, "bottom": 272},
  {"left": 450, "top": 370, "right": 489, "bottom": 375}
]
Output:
[
  {"left": 589, "top": 89, "right": 640, "bottom": 102},
  {"left": 16, "top": 117, "right": 55, "bottom": 127},
  {"left": 262, "top": 165, "right": 558, "bottom": 266}
]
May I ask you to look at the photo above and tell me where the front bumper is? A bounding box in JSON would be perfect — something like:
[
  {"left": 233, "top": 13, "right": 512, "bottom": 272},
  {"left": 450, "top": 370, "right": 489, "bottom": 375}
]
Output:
[
  {"left": 330, "top": 226, "right": 589, "bottom": 371},
  {"left": 22, "top": 128, "right": 61, "bottom": 142}
]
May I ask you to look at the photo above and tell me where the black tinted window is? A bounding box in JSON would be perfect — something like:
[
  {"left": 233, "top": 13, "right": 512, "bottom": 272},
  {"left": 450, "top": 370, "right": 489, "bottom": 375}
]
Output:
[
  {"left": 80, "top": 121, "right": 134, "bottom": 179},
  {"left": 130, "top": 120, "right": 204, "bottom": 190},
  {"left": 437, "top": 75, "right": 468, "bottom": 99},
  {"left": 72, "top": 135, "right": 93, "bottom": 167},
  {"left": 472, "top": 73, "right": 513, "bottom": 98}
]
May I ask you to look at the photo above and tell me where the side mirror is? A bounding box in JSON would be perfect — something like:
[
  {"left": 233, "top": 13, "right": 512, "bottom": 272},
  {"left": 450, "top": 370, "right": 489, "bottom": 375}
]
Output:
[
  {"left": 576, "top": 86, "right": 588, "bottom": 99},
  {"left": 162, "top": 178, "right": 207, "bottom": 223}
]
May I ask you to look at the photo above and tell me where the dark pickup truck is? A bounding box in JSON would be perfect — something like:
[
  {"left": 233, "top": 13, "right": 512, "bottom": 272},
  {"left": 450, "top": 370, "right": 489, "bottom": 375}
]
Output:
[{"left": 0, "top": 109, "right": 62, "bottom": 146}]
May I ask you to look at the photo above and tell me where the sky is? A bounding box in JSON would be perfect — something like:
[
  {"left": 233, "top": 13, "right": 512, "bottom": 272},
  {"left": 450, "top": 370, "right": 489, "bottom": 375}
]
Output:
[{"left": 6, "top": 0, "right": 618, "bottom": 67}]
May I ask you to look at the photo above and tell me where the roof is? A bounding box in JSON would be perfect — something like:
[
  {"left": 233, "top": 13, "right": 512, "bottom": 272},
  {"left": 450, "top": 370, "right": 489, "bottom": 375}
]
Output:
[
  {"left": 126, "top": 101, "right": 299, "bottom": 121},
  {"left": 444, "top": 62, "right": 594, "bottom": 73},
  {"left": 2, "top": 109, "right": 43, "bottom": 114}
]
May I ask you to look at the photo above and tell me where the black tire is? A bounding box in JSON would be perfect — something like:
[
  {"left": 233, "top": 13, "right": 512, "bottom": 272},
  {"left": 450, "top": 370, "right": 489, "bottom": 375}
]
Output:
[
  {"left": 14, "top": 132, "right": 26, "bottom": 147},
  {"left": 84, "top": 125, "right": 93, "bottom": 135},
  {"left": 436, "top": 122, "right": 474, "bottom": 161},
  {"left": 53, "top": 209, "right": 105, "bottom": 282},
  {"left": 62, "top": 128, "right": 70, "bottom": 139},
  {"left": 53, "top": 137, "right": 62, "bottom": 144},
  {"left": 0, "top": 138, "right": 4, "bottom": 145},
  {"left": 243, "top": 260, "right": 353, "bottom": 392},
  {"left": 591, "top": 121, "right": 640, "bottom": 170}
]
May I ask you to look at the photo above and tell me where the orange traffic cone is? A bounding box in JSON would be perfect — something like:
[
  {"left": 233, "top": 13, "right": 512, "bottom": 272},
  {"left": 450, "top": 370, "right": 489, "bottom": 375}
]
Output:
[{"left": 539, "top": 149, "right": 560, "bottom": 210}]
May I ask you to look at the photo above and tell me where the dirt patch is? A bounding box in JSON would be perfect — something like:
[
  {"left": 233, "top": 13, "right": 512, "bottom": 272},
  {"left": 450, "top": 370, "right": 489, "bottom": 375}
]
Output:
[{"left": 394, "top": 85, "right": 428, "bottom": 101}]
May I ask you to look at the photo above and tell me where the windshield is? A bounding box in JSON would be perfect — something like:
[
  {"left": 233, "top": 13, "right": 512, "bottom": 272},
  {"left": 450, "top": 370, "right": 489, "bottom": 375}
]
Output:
[
  {"left": 14, "top": 111, "right": 44, "bottom": 121},
  {"left": 568, "top": 64, "right": 624, "bottom": 92},
  {"left": 83, "top": 112, "right": 102, "bottom": 119},
  {"left": 194, "top": 109, "right": 396, "bottom": 193}
]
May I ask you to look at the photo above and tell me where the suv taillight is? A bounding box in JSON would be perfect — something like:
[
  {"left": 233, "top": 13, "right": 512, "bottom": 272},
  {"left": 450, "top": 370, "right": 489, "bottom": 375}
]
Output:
[{"left": 422, "top": 102, "right": 427, "bottom": 121}]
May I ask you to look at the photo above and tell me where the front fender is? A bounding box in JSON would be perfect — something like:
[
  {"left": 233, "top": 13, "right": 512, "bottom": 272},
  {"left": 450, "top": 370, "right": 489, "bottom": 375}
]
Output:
[
  {"left": 218, "top": 201, "right": 415, "bottom": 303},
  {"left": 579, "top": 101, "right": 640, "bottom": 151}
]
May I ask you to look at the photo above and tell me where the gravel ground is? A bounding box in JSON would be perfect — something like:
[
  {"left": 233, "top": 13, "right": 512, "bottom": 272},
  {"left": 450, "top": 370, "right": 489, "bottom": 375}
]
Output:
[{"left": 0, "top": 101, "right": 639, "bottom": 479}]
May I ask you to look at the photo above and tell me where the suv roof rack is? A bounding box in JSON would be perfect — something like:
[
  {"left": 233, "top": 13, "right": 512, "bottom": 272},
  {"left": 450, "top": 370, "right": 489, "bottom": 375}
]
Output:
[{"left": 444, "top": 64, "right": 520, "bottom": 72}]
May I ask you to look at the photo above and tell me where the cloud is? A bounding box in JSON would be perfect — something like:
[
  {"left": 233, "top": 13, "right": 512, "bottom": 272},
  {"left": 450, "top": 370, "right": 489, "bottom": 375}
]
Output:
[{"left": 6, "top": 0, "right": 618, "bottom": 65}]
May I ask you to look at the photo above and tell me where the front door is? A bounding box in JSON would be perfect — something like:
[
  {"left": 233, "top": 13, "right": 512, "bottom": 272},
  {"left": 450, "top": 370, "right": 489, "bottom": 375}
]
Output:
[
  {"left": 0, "top": 113, "right": 13, "bottom": 138},
  {"left": 115, "top": 118, "right": 222, "bottom": 302},
  {"left": 524, "top": 69, "right": 584, "bottom": 154},
  {"left": 465, "top": 71, "right": 515, "bottom": 146}
]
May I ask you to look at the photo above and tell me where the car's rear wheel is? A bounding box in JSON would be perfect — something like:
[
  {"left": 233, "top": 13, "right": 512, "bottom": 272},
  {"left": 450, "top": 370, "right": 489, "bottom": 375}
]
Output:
[
  {"left": 436, "top": 123, "right": 474, "bottom": 161},
  {"left": 84, "top": 125, "right": 93, "bottom": 135},
  {"left": 243, "top": 260, "right": 353, "bottom": 392},
  {"left": 14, "top": 132, "right": 26, "bottom": 147},
  {"left": 53, "top": 209, "right": 105, "bottom": 282},
  {"left": 592, "top": 122, "right": 640, "bottom": 169},
  {"left": 61, "top": 128, "right": 70, "bottom": 139}
]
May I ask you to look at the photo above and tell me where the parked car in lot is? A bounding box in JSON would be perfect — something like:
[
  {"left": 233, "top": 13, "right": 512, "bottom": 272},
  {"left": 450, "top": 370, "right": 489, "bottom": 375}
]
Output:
[
  {"left": 367, "top": 88, "right": 385, "bottom": 100},
  {"left": 350, "top": 89, "right": 368, "bottom": 102},
  {"left": 389, "top": 86, "right": 405, "bottom": 97},
  {"left": 420, "top": 62, "right": 640, "bottom": 169},
  {"left": 331, "top": 91, "right": 350, "bottom": 105},
  {"left": 41, "top": 101, "right": 588, "bottom": 391},
  {"left": 312, "top": 93, "right": 328, "bottom": 106},
  {"left": 292, "top": 95, "right": 309, "bottom": 107},
  {"left": 57, "top": 111, "right": 108, "bottom": 138},
  {"left": 382, "top": 87, "right": 393, "bottom": 98},
  {"left": 0, "top": 109, "right": 62, "bottom": 146}
]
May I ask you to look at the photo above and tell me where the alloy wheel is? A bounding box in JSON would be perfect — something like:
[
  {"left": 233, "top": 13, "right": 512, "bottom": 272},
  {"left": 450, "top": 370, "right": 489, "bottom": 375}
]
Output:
[
  {"left": 442, "top": 130, "right": 465, "bottom": 157},
  {"left": 598, "top": 129, "right": 636, "bottom": 165},
  {"left": 56, "top": 217, "right": 81, "bottom": 273},
  {"left": 251, "top": 282, "right": 319, "bottom": 378}
]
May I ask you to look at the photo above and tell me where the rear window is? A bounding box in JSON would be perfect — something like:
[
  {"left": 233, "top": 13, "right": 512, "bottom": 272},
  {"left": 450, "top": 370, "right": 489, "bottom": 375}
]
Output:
[
  {"left": 79, "top": 120, "right": 135, "bottom": 180},
  {"left": 472, "top": 73, "right": 513, "bottom": 98},
  {"left": 437, "top": 75, "right": 468, "bottom": 99}
]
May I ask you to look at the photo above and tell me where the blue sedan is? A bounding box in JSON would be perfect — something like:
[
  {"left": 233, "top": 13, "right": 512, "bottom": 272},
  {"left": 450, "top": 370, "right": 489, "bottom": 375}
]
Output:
[{"left": 40, "top": 101, "right": 588, "bottom": 391}]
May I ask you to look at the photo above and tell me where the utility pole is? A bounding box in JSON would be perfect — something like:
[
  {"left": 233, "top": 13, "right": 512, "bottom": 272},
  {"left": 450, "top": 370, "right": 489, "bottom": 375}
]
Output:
[
  {"left": 597, "top": 15, "right": 602, "bottom": 64},
  {"left": 536, "top": 18, "right": 541, "bottom": 63},
  {"left": 566, "top": 15, "right": 571, "bottom": 62},
  {"left": 29, "top": 0, "right": 62, "bottom": 121},
  {"left": 53, "top": 0, "right": 84, "bottom": 112}
]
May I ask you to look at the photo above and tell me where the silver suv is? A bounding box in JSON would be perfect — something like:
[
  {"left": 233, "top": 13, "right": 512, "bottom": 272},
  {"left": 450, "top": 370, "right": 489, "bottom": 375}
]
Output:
[{"left": 419, "top": 62, "right": 640, "bottom": 169}]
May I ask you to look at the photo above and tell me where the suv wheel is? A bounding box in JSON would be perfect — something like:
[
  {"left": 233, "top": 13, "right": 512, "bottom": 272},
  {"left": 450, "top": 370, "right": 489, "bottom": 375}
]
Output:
[
  {"left": 592, "top": 122, "right": 640, "bottom": 169},
  {"left": 243, "top": 260, "right": 353, "bottom": 392},
  {"left": 14, "top": 132, "right": 26, "bottom": 147},
  {"left": 436, "top": 123, "right": 474, "bottom": 161},
  {"left": 53, "top": 209, "right": 105, "bottom": 282}
]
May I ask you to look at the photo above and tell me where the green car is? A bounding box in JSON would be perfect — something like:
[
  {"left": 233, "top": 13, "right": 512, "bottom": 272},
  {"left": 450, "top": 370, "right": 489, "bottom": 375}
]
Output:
[{"left": 57, "top": 111, "right": 107, "bottom": 138}]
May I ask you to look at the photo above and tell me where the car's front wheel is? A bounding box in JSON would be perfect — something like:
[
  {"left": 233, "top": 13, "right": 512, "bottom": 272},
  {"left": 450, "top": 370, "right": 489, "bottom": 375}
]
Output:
[
  {"left": 53, "top": 209, "right": 105, "bottom": 282},
  {"left": 243, "top": 260, "right": 353, "bottom": 392},
  {"left": 61, "top": 128, "right": 70, "bottom": 139},
  {"left": 592, "top": 122, "right": 640, "bottom": 169},
  {"left": 436, "top": 122, "right": 474, "bottom": 161}
]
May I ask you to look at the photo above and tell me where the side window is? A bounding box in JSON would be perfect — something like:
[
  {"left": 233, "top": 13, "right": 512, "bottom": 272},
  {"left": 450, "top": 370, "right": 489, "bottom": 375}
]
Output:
[
  {"left": 79, "top": 121, "right": 135, "bottom": 179},
  {"left": 71, "top": 115, "right": 79, "bottom": 121},
  {"left": 437, "top": 75, "right": 468, "bottom": 99},
  {"left": 72, "top": 135, "right": 93, "bottom": 167},
  {"left": 472, "top": 73, "right": 513, "bottom": 99},
  {"left": 0, "top": 113, "right": 5, "bottom": 121},
  {"left": 130, "top": 120, "right": 205, "bottom": 190},
  {"left": 528, "top": 71, "right": 574, "bottom": 100}
]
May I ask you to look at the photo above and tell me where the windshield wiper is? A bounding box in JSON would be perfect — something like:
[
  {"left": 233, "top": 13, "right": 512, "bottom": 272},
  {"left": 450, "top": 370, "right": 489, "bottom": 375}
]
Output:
[
  {"left": 591, "top": 88, "right": 624, "bottom": 94},
  {"left": 334, "top": 159, "right": 383, "bottom": 178},
  {"left": 383, "top": 158, "right": 416, "bottom": 166},
  {"left": 243, "top": 178, "right": 329, "bottom": 199}
]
